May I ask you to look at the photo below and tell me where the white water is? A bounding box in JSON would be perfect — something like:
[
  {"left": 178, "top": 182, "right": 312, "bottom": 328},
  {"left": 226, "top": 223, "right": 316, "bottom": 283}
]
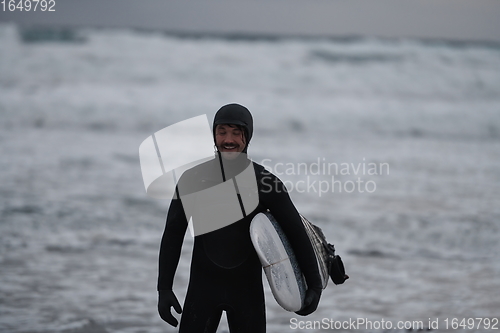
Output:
[{"left": 1, "top": 24, "right": 499, "bottom": 332}]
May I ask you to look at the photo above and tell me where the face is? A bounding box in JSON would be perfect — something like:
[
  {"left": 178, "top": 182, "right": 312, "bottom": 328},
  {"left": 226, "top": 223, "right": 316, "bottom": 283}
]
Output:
[{"left": 215, "top": 124, "right": 246, "bottom": 159}]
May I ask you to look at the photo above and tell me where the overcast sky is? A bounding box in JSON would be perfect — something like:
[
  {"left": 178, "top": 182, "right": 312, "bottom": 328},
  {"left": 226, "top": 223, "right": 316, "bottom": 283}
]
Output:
[{"left": 1, "top": 0, "right": 500, "bottom": 42}]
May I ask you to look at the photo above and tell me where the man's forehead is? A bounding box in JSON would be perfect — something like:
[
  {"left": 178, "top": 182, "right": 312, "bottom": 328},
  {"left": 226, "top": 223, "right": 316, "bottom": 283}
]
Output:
[{"left": 216, "top": 124, "right": 241, "bottom": 130}]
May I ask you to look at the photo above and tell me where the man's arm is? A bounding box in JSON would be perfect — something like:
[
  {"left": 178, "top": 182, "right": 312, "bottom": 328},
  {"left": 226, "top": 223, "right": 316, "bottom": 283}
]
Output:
[
  {"left": 258, "top": 168, "right": 323, "bottom": 314},
  {"left": 157, "top": 197, "right": 188, "bottom": 327},
  {"left": 157, "top": 197, "right": 188, "bottom": 291}
]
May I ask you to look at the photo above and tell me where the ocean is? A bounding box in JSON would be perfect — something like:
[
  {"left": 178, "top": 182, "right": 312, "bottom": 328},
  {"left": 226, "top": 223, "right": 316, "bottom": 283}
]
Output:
[{"left": 1, "top": 24, "right": 499, "bottom": 332}]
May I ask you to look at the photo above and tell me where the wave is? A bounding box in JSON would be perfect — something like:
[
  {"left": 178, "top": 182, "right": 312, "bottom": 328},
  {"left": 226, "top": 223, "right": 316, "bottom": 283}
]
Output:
[
  {"left": 18, "top": 26, "right": 87, "bottom": 43},
  {"left": 9, "top": 23, "right": 500, "bottom": 50},
  {"left": 309, "top": 49, "right": 405, "bottom": 64}
]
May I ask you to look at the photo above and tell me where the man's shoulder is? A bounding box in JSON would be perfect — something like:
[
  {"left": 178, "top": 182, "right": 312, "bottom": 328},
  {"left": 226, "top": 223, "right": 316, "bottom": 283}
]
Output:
[
  {"left": 252, "top": 161, "right": 269, "bottom": 174},
  {"left": 251, "top": 161, "right": 287, "bottom": 196},
  {"left": 252, "top": 161, "right": 277, "bottom": 179}
]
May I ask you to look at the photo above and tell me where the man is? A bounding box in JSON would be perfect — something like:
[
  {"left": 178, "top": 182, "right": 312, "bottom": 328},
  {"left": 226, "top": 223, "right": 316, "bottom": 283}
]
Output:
[{"left": 157, "top": 103, "right": 322, "bottom": 332}]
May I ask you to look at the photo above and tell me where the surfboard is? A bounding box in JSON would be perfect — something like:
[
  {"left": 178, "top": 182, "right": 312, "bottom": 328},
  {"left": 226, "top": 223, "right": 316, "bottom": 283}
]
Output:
[{"left": 249, "top": 212, "right": 306, "bottom": 312}]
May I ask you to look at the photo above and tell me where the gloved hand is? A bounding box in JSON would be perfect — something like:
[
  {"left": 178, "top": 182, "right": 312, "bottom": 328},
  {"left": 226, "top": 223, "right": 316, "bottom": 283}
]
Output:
[
  {"left": 295, "top": 287, "right": 322, "bottom": 316},
  {"left": 158, "top": 290, "right": 182, "bottom": 327}
]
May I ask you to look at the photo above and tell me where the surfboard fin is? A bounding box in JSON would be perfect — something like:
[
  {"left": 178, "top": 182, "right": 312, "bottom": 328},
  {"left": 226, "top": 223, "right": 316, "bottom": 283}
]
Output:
[{"left": 324, "top": 243, "right": 349, "bottom": 285}]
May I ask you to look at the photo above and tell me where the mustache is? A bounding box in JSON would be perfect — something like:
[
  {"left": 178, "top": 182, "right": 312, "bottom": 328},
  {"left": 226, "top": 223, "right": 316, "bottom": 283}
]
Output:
[{"left": 220, "top": 143, "right": 239, "bottom": 148}]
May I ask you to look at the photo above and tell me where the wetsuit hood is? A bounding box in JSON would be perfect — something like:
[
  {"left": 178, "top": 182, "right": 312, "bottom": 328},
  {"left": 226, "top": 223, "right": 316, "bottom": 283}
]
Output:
[{"left": 213, "top": 104, "right": 253, "bottom": 152}]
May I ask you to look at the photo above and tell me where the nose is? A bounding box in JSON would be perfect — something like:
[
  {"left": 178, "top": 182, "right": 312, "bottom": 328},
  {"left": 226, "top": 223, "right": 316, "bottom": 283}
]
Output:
[{"left": 224, "top": 132, "right": 238, "bottom": 143}]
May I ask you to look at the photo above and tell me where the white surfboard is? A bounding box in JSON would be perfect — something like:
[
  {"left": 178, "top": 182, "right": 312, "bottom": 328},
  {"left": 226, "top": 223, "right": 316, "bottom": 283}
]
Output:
[{"left": 250, "top": 212, "right": 306, "bottom": 312}]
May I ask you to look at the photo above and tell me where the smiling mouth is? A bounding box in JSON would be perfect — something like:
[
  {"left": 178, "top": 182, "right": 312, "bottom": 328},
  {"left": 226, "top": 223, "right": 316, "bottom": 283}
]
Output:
[{"left": 221, "top": 144, "right": 238, "bottom": 151}]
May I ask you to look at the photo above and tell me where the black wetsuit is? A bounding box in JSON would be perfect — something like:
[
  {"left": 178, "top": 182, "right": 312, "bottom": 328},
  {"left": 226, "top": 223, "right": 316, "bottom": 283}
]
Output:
[{"left": 158, "top": 154, "right": 322, "bottom": 333}]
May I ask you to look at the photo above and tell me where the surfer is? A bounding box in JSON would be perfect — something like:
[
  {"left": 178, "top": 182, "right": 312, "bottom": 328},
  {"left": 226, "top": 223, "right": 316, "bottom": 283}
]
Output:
[{"left": 157, "top": 103, "right": 323, "bottom": 332}]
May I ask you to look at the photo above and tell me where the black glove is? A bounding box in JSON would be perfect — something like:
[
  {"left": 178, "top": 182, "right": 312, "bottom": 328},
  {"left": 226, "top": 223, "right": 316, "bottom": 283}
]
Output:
[
  {"left": 295, "top": 287, "right": 322, "bottom": 316},
  {"left": 158, "top": 290, "right": 182, "bottom": 327}
]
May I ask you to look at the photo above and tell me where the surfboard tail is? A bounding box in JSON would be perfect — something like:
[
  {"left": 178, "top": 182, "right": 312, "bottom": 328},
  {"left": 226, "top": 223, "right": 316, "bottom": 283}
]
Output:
[{"left": 250, "top": 212, "right": 306, "bottom": 312}]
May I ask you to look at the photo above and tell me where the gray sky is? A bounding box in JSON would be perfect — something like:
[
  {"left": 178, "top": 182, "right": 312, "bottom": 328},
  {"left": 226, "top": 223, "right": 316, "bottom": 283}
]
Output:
[{"left": 1, "top": 0, "right": 500, "bottom": 42}]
